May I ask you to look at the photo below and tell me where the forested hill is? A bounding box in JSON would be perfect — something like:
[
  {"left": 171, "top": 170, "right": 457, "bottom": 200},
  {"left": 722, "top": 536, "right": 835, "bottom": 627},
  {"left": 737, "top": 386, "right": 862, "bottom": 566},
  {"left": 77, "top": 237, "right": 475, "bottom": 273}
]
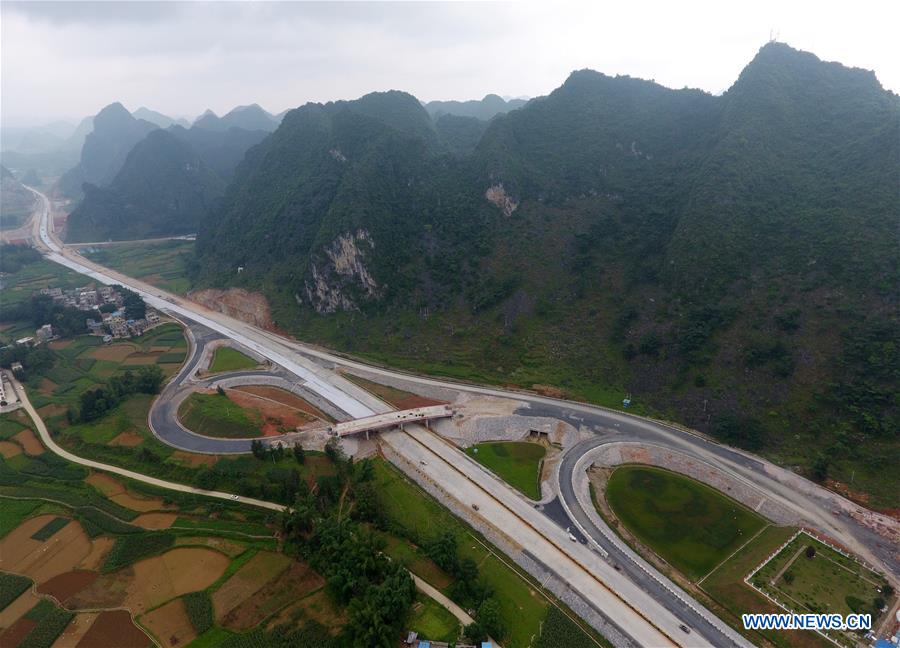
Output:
[
  {"left": 424, "top": 94, "right": 528, "bottom": 121},
  {"left": 192, "top": 42, "right": 899, "bottom": 506},
  {"left": 56, "top": 102, "right": 159, "bottom": 198},
  {"left": 65, "top": 124, "right": 267, "bottom": 242}
]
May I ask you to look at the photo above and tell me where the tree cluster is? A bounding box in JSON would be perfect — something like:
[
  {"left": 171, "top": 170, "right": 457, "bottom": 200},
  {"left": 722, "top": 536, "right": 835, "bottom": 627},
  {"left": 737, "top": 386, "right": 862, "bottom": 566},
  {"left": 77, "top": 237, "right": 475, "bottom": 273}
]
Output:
[
  {"left": 278, "top": 451, "right": 411, "bottom": 647},
  {"left": 2, "top": 294, "right": 87, "bottom": 338},
  {"left": 75, "top": 365, "right": 164, "bottom": 422}
]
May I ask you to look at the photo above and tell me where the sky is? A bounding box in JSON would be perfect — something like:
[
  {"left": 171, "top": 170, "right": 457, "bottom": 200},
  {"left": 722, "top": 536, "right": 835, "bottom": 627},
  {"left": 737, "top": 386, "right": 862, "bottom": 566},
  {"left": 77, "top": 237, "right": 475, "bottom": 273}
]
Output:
[{"left": 2, "top": 0, "right": 898, "bottom": 127}]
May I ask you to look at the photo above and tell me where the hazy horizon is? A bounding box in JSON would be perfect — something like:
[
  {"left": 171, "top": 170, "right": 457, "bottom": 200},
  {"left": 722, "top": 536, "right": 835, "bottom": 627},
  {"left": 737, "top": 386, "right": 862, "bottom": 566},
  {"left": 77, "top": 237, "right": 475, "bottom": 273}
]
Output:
[{"left": 2, "top": 0, "right": 898, "bottom": 128}]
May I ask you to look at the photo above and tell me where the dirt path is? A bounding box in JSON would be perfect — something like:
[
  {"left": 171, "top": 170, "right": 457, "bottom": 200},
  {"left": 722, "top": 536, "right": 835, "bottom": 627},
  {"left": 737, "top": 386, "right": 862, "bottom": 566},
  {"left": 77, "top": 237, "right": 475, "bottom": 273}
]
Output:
[{"left": 770, "top": 545, "right": 805, "bottom": 586}]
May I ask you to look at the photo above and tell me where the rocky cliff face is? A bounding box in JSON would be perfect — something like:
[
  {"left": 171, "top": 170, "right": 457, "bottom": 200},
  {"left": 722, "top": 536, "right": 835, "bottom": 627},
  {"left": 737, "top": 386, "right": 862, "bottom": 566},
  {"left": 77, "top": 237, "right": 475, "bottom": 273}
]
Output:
[
  {"left": 485, "top": 183, "right": 518, "bottom": 217},
  {"left": 302, "top": 229, "right": 380, "bottom": 313}
]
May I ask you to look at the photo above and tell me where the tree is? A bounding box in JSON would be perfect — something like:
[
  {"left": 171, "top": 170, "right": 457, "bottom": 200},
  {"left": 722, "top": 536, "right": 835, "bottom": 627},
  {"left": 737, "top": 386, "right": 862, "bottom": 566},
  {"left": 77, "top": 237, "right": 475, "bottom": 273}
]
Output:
[
  {"left": 113, "top": 284, "right": 146, "bottom": 319},
  {"left": 427, "top": 532, "right": 459, "bottom": 573},
  {"left": 272, "top": 443, "right": 285, "bottom": 462},
  {"left": 811, "top": 455, "right": 829, "bottom": 482},
  {"left": 805, "top": 545, "right": 816, "bottom": 559},
  {"left": 293, "top": 442, "right": 305, "bottom": 464},
  {"left": 476, "top": 597, "right": 505, "bottom": 640},
  {"left": 216, "top": 385, "right": 225, "bottom": 396},
  {"left": 324, "top": 436, "right": 345, "bottom": 464},
  {"left": 464, "top": 621, "right": 486, "bottom": 643},
  {"left": 250, "top": 439, "right": 265, "bottom": 459}
]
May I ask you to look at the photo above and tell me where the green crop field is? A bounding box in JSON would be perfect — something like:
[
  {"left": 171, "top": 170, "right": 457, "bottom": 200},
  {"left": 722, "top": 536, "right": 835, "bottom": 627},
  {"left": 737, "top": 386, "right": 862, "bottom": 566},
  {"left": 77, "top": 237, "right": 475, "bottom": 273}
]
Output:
[
  {"left": 465, "top": 441, "right": 546, "bottom": 499},
  {"left": 81, "top": 239, "right": 195, "bottom": 295},
  {"left": 178, "top": 392, "right": 263, "bottom": 438},
  {"left": 209, "top": 347, "right": 258, "bottom": 373},
  {"left": 29, "top": 516, "right": 70, "bottom": 540},
  {"left": 605, "top": 465, "right": 767, "bottom": 580}
]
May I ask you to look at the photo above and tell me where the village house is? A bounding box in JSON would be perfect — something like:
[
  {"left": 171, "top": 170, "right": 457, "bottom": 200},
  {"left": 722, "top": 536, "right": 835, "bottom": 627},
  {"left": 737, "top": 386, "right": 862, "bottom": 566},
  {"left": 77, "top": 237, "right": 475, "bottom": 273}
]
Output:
[{"left": 35, "top": 324, "right": 54, "bottom": 343}]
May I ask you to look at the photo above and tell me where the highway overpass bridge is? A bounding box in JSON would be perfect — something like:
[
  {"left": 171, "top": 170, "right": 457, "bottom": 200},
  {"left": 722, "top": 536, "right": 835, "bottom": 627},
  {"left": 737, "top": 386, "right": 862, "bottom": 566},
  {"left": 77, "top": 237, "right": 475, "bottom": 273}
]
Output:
[{"left": 328, "top": 404, "right": 453, "bottom": 438}]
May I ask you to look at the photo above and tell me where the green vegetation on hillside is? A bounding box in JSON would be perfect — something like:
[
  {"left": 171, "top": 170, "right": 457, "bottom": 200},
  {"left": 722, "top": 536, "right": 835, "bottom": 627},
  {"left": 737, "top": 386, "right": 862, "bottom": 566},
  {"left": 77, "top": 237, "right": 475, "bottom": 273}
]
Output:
[
  {"left": 186, "top": 42, "right": 897, "bottom": 508},
  {"left": 208, "top": 347, "right": 258, "bottom": 373},
  {"left": 465, "top": 442, "right": 545, "bottom": 499},
  {"left": 605, "top": 466, "right": 767, "bottom": 580}
]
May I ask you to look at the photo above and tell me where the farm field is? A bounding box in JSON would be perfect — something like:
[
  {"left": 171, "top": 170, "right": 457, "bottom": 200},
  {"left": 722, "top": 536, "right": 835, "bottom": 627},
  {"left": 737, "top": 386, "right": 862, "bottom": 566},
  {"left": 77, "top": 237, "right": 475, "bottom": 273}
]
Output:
[
  {"left": 208, "top": 346, "right": 259, "bottom": 373},
  {"left": 80, "top": 239, "right": 195, "bottom": 295},
  {"left": 605, "top": 465, "right": 767, "bottom": 580},
  {"left": 465, "top": 441, "right": 546, "bottom": 499},
  {"left": 0, "top": 410, "right": 341, "bottom": 648},
  {"left": 0, "top": 257, "right": 89, "bottom": 309}
]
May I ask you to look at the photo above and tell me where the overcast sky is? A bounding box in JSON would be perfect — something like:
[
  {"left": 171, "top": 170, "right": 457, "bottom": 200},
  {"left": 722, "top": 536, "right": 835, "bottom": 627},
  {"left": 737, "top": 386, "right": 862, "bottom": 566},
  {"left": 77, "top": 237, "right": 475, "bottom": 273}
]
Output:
[{"left": 2, "top": 0, "right": 898, "bottom": 127}]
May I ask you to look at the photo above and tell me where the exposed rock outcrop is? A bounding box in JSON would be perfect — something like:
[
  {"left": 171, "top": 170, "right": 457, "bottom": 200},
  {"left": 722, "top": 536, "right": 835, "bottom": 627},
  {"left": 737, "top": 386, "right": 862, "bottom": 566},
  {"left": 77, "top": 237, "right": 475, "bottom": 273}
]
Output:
[
  {"left": 485, "top": 183, "right": 518, "bottom": 217},
  {"left": 302, "top": 229, "right": 380, "bottom": 313}
]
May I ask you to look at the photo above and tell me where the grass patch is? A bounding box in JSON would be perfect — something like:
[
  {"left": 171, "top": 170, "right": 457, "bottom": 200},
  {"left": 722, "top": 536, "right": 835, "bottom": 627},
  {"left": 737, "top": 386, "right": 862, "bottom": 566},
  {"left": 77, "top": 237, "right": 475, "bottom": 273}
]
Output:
[
  {"left": 185, "top": 626, "right": 235, "bottom": 648},
  {"left": 536, "top": 605, "right": 600, "bottom": 648},
  {"left": 701, "top": 525, "right": 834, "bottom": 648},
  {"left": 342, "top": 373, "right": 419, "bottom": 407},
  {"left": 29, "top": 516, "right": 70, "bottom": 540},
  {"left": 209, "top": 347, "right": 258, "bottom": 373},
  {"left": 379, "top": 533, "right": 453, "bottom": 589},
  {"left": 752, "top": 533, "right": 889, "bottom": 622},
  {"left": 465, "top": 441, "right": 545, "bottom": 499},
  {"left": 373, "top": 460, "right": 552, "bottom": 648},
  {"left": 179, "top": 392, "right": 262, "bottom": 438},
  {"left": 0, "top": 498, "right": 41, "bottom": 538},
  {"left": 605, "top": 465, "right": 766, "bottom": 580},
  {"left": 408, "top": 593, "right": 460, "bottom": 643}
]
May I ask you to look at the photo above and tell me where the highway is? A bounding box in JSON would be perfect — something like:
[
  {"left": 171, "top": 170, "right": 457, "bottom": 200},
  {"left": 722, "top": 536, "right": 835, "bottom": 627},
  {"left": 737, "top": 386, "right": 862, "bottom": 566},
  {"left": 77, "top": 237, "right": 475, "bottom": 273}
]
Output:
[{"left": 25, "top": 185, "right": 896, "bottom": 645}]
